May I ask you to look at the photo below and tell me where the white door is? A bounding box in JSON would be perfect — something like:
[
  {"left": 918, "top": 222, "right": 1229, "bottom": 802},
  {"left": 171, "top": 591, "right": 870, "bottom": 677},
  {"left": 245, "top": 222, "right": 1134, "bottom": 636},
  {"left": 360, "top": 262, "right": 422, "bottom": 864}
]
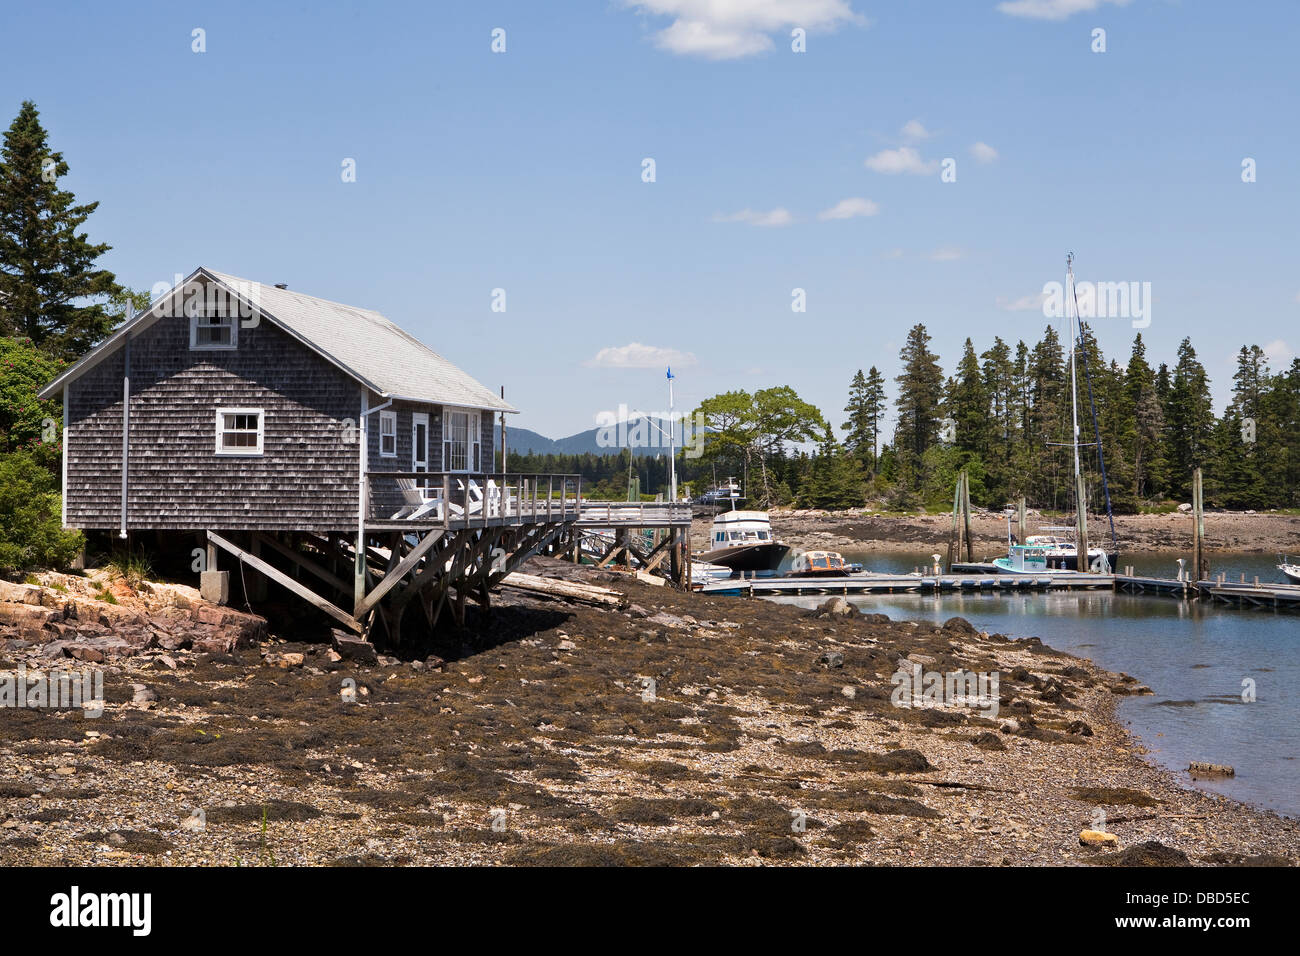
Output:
[
  {"left": 443, "top": 408, "right": 479, "bottom": 472},
  {"left": 412, "top": 412, "right": 429, "bottom": 490}
]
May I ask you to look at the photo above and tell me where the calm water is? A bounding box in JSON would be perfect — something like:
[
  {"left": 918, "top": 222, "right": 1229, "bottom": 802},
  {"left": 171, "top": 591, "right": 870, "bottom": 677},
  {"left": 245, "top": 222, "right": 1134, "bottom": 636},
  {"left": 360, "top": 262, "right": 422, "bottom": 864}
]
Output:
[{"left": 764, "top": 551, "right": 1300, "bottom": 817}]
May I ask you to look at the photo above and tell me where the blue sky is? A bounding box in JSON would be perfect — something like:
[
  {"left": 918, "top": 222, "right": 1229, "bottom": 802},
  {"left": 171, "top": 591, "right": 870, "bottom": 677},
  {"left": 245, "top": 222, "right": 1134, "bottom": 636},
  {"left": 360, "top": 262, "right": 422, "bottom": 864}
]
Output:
[{"left": 3, "top": 0, "right": 1296, "bottom": 439}]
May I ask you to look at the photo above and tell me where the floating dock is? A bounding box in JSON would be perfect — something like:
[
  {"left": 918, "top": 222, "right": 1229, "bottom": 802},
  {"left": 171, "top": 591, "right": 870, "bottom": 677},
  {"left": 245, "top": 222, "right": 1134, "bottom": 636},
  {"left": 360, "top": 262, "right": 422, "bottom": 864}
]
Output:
[
  {"left": 699, "top": 571, "right": 1114, "bottom": 596},
  {"left": 698, "top": 570, "right": 1300, "bottom": 611}
]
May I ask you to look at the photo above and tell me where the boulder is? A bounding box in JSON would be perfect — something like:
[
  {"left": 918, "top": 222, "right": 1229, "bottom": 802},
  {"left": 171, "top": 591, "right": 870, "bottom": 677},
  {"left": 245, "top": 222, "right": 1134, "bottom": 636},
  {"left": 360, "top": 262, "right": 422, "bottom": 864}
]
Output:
[
  {"left": 0, "top": 581, "right": 43, "bottom": 604},
  {"left": 816, "top": 650, "right": 845, "bottom": 669},
  {"left": 814, "top": 597, "right": 856, "bottom": 617},
  {"left": 66, "top": 644, "right": 105, "bottom": 664},
  {"left": 1079, "top": 829, "right": 1119, "bottom": 847},
  {"left": 331, "top": 629, "right": 378, "bottom": 665},
  {"left": 264, "top": 652, "right": 305, "bottom": 670},
  {"left": 1188, "top": 761, "right": 1234, "bottom": 777},
  {"left": 192, "top": 633, "right": 239, "bottom": 655}
]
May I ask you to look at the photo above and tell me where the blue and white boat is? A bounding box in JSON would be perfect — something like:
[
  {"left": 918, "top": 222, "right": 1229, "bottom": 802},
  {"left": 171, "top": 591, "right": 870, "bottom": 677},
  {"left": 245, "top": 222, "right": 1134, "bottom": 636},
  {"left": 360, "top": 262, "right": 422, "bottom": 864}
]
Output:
[{"left": 993, "top": 545, "right": 1052, "bottom": 575}]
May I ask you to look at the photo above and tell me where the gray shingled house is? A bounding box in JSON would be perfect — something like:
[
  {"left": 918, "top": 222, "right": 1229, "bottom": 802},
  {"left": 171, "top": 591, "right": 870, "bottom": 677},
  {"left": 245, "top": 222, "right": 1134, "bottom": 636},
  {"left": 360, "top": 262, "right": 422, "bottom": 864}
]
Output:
[{"left": 38, "top": 268, "right": 583, "bottom": 638}]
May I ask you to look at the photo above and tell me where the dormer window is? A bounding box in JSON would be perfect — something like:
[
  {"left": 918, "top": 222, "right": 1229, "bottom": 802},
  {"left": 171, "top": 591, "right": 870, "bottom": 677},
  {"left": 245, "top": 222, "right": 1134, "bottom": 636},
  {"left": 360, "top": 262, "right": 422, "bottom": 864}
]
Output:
[{"left": 191, "top": 313, "right": 237, "bottom": 349}]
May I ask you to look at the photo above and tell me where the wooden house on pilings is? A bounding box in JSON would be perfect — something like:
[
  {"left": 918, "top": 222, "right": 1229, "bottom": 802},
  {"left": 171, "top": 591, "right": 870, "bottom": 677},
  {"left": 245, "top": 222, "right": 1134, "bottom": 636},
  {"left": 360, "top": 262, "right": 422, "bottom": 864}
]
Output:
[{"left": 38, "top": 266, "right": 599, "bottom": 644}]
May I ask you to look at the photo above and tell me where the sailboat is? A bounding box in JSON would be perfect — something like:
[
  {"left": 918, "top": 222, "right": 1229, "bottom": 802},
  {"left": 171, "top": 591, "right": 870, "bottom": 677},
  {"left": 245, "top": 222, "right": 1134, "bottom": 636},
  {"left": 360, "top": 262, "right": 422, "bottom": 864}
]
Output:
[
  {"left": 995, "top": 254, "right": 1119, "bottom": 575},
  {"left": 1279, "top": 556, "right": 1300, "bottom": 585}
]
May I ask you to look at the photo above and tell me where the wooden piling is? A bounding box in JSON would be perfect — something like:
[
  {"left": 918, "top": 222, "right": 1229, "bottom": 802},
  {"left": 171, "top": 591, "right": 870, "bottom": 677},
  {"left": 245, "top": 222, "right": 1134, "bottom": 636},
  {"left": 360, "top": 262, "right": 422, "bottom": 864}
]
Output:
[{"left": 1192, "top": 467, "right": 1209, "bottom": 582}]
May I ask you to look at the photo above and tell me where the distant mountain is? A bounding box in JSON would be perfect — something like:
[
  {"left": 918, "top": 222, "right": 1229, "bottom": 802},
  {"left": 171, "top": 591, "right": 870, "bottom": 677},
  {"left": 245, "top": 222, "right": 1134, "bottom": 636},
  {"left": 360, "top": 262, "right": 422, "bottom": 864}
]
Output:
[
  {"left": 496, "top": 416, "right": 691, "bottom": 458},
  {"left": 493, "top": 425, "right": 562, "bottom": 456}
]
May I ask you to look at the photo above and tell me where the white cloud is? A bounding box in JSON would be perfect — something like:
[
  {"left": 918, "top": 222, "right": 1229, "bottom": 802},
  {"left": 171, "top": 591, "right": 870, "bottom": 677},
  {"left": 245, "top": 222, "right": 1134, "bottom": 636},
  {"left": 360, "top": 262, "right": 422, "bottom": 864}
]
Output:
[
  {"left": 901, "top": 119, "right": 933, "bottom": 142},
  {"left": 928, "top": 246, "right": 965, "bottom": 261},
  {"left": 864, "top": 146, "right": 939, "bottom": 175},
  {"left": 584, "top": 342, "right": 699, "bottom": 369},
  {"left": 1264, "top": 339, "right": 1295, "bottom": 367},
  {"left": 624, "top": 0, "right": 864, "bottom": 60},
  {"left": 818, "top": 197, "right": 880, "bottom": 220},
  {"left": 996, "top": 0, "right": 1132, "bottom": 21},
  {"left": 970, "top": 141, "right": 999, "bottom": 163},
  {"left": 997, "top": 292, "right": 1049, "bottom": 311},
  {"left": 713, "top": 207, "right": 794, "bottom": 227}
]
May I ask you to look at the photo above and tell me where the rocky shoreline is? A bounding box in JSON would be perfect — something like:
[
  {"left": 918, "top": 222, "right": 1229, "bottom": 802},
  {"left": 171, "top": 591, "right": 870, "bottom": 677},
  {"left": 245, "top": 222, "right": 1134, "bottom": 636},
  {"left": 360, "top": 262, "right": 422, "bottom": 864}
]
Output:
[
  {"left": 698, "top": 508, "right": 1300, "bottom": 558},
  {"left": 1, "top": 559, "right": 1295, "bottom": 866}
]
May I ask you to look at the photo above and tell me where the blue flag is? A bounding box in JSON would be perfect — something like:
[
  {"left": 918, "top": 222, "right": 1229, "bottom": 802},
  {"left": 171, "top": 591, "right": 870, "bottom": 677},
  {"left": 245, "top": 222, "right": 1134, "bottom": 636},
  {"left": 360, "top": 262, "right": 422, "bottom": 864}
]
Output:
[{"left": 666, "top": 366, "right": 674, "bottom": 380}]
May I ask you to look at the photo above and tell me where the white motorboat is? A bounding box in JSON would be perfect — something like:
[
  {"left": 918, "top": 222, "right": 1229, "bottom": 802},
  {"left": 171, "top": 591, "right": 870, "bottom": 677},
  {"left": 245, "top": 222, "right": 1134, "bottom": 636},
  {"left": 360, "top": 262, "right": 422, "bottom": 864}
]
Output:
[{"left": 695, "top": 507, "right": 790, "bottom": 572}]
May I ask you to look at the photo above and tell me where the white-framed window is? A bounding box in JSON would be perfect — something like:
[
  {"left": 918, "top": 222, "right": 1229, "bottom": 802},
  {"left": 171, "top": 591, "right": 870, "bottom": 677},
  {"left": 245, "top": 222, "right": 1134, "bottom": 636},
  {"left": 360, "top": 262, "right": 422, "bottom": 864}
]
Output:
[
  {"left": 215, "top": 407, "right": 264, "bottom": 456},
  {"left": 190, "top": 313, "right": 237, "bottom": 349},
  {"left": 379, "top": 410, "right": 397, "bottom": 457},
  {"left": 442, "top": 408, "right": 480, "bottom": 472}
]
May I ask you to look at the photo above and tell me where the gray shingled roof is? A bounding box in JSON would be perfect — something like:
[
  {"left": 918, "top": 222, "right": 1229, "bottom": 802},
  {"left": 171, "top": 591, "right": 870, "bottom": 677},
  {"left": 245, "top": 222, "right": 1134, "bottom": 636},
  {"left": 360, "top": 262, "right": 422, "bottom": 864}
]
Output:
[
  {"left": 206, "top": 270, "right": 513, "bottom": 411},
  {"left": 39, "top": 267, "right": 515, "bottom": 412}
]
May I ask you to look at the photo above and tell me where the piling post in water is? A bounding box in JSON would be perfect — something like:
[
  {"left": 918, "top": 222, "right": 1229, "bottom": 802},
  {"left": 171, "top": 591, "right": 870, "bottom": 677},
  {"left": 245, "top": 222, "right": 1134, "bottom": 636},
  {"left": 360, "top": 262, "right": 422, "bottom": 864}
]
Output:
[
  {"left": 947, "top": 474, "right": 962, "bottom": 572},
  {"left": 961, "top": 470, "right": 975, "bottom": 564},
  {"left": 1192, "top": 467, "right": 1209, "bottom": 582}
]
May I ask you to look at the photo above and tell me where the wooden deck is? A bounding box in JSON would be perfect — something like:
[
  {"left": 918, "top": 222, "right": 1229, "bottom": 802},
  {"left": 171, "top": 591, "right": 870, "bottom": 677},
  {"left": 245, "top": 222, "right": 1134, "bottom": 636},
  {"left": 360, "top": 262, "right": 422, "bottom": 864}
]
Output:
[{"left": 364, "top": 473, "right": 692, "bottom": 533}]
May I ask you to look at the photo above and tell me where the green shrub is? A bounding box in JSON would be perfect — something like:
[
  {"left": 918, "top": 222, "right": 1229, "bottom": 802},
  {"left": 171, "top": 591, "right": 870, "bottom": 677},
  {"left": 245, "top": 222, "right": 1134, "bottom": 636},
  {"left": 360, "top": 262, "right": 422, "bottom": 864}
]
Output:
[
  {"left": 0, "top": 451, "right": 83, "bottom": 572},
  {"left": 0, "top": 337, "right": 66, "bottom": 473}
]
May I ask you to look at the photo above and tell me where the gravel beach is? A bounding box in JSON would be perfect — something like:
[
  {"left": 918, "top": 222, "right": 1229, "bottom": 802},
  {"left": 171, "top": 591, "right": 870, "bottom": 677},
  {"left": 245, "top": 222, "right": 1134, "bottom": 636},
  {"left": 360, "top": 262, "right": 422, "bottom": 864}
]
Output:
[{"left": 1, "top": 557, "right": 1295, "bottom": 867}]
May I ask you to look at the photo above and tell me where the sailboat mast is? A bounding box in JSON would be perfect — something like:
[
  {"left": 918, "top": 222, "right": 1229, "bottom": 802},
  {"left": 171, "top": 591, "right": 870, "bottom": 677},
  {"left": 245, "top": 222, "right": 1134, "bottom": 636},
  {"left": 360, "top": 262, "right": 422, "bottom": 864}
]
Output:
[
  {"left": 1066, "top": 254, "right": 1082, "bottom": 486},
  {"left": 1066, "top": 252, "right": 1090, "bottom": 569}
]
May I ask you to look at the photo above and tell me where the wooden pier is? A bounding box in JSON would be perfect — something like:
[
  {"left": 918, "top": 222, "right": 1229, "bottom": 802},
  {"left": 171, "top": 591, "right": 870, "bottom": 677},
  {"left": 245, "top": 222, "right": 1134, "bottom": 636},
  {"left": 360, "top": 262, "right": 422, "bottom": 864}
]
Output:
[{"left": 204, "top": 475, "right": 695, "bottom": 645}]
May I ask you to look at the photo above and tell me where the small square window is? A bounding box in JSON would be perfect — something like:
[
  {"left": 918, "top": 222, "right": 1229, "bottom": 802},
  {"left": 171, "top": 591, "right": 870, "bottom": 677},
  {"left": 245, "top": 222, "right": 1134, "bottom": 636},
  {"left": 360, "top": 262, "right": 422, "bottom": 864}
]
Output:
[
  {"left": 191, "top": 314, "right": 237, "bottom": 349},
  {"left": 215, "top": 407, "right": 263, "bottom": 456},
  {"left": 379, "top": 411, "right": 397, "bottom": 457}
]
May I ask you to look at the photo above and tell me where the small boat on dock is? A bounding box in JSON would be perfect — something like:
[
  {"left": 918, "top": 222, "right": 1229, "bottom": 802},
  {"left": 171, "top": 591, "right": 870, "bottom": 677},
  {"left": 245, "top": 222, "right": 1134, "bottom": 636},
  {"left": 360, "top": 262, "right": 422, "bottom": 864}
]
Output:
[
  {"left": 790, "top": 550, "right": 850, "bottom": 577},
  {"left": 993, "top": 544, "right": 1057, "bottom": 575},
  {"left": 1022, "top": 532, "right": 1115, "bottom": 572}
]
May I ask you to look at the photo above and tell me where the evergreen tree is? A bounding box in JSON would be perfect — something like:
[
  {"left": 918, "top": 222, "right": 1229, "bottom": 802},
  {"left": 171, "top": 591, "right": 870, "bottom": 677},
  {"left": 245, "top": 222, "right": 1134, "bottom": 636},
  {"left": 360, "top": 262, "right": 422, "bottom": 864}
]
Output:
[
  {"left": 0, "top": 101, "right": 122, "bottom": 360},
  {"left": 950, "top": 338, "right": 990, "bottom": 457},
  {"left": 796, "top": 425, "right": 865, "bottom": 510},
  {"left": 842, "top": 370, "right": 872, "bottom": 463},
  {"left": 1164, "top": 339, "right": 1215, "bottom": 497},
  {"left": 862, "top": 366, "right": 886, "bottom": 475},
  {"left": 893, "top": 324, "right": 944, "bottom": 481}
]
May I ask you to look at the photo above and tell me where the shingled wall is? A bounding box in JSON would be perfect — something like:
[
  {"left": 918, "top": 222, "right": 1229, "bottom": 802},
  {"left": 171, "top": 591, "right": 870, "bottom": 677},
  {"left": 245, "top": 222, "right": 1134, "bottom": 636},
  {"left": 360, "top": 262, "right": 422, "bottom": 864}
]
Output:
[{"left": 65, "top": 309, "right": 362, "bottom": 533}]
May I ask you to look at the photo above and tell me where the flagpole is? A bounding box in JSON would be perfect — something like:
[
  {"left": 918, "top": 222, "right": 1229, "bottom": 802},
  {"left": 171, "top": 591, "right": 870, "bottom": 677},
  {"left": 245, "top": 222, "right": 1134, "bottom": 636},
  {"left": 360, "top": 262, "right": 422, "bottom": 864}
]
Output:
[{"left": 667, "top": 366, "right": 677, "bottom": 503}]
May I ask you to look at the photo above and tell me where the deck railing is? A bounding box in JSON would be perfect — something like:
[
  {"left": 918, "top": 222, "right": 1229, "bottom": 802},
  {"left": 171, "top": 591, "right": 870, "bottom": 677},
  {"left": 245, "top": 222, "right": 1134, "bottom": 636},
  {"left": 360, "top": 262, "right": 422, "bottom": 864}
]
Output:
[
  {"left": 574, "top": 500, "right": 695, "bottom": 526},
  {"left": 365, "top": 472, "right": 582, "bottom": 528}
]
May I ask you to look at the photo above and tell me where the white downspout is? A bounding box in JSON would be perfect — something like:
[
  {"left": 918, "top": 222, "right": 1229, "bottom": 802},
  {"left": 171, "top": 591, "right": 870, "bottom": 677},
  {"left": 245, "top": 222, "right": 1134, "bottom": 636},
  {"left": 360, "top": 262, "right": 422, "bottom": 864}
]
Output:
[
  {"left": 119, "top": 333, "right": 130, "bottom": 539},
  {"left": 61, "top": 385, "right": 69, "bottom": 529}
]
